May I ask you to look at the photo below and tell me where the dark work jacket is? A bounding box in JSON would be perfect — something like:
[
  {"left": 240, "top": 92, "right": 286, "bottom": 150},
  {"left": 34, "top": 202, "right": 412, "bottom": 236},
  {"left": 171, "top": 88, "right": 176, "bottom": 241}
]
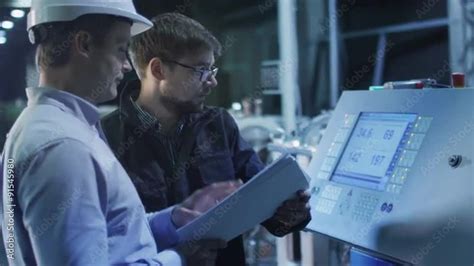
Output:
[{"left": 101, "top": 81, "right": 310, "bottom": 266}]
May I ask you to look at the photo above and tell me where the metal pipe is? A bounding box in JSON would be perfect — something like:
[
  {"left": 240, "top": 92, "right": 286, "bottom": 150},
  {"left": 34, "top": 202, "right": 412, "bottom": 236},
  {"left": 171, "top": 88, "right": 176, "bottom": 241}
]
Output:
[
  {"left": 373, "top": 34, "right": 387, "bottom": 86},
  {"left": 278, "top": 0, "right": 299, "bottom": 133},
  {"left": 329, "top": 0, "right": 340, "bottom": 108},
  {"left": 343, "top": 18, "right": 449, "bottom": 39}
]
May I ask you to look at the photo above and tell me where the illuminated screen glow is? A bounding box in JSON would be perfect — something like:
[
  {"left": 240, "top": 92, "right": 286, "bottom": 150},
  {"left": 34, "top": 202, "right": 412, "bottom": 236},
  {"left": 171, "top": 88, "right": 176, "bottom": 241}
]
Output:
[{"left": 331, "top": 113, "right": 417, "bottom": 190}]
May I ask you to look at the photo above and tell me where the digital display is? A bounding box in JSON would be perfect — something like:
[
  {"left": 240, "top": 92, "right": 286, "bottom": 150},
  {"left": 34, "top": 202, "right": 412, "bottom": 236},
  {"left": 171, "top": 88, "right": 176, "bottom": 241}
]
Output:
[{"left": 331, "top": 113, "right": 417, "bottom": 190}]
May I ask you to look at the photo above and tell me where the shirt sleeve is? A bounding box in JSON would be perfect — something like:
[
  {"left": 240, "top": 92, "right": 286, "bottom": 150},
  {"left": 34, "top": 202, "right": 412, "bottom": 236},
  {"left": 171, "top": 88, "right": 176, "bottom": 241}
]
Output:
[
  {"left": 16, "top": 139, "right": 109, "bottom": 265},
  {"left": 146, "top": 206, "right": 179, "bottom": 251}
]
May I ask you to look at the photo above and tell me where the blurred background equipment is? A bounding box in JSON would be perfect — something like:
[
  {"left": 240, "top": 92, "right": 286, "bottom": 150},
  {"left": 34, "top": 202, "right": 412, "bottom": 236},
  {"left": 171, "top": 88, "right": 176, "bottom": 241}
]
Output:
[{"left": 0, "top": 0, "right": 459, "bottom": 146}]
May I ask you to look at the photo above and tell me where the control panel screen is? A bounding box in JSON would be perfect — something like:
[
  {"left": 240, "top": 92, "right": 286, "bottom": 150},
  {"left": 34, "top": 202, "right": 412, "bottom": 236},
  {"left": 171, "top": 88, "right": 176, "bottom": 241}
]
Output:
[{"left": 331, "top": 113, "right": 418, "bottom": 190}]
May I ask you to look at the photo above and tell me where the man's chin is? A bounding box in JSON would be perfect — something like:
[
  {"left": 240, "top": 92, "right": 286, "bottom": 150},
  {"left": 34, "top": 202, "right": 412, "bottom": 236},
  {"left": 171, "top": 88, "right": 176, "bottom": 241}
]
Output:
[
  {"left": 87, "top": 87, "right": 117, "bottom": 104},
  {"left": 164, "top": 97, "right": 204, "bottom": 114},
  {"left": 108, "top": 87, "right": 119, "bottom": 101},
  {"left": 180, "top": 103, "right": 203, "bottom": 114},
  {"left": 185, "top": 104, "right": 203, "bottom": 114}
]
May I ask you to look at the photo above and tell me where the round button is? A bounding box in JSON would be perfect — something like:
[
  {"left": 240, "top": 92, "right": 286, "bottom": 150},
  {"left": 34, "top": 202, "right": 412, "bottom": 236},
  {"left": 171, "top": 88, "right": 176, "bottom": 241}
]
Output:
[
  {"left": 381, "top": 203, "right": 388, "bottom": 212},
  {"left": 311, "top": 186, "right": 320, "bottom": 195},
  {"left": 448, "top": 155, "right": 462, "bottom": 168},
  {"left": 387, "top": 203, "right": 393, "bottom": 213}
]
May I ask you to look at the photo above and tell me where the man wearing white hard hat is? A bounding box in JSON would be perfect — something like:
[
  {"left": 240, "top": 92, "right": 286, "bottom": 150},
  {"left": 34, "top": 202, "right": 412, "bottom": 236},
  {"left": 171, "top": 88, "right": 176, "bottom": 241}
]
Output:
[{"left": 0, "top": 0, "right": 238, "bottom": 265}]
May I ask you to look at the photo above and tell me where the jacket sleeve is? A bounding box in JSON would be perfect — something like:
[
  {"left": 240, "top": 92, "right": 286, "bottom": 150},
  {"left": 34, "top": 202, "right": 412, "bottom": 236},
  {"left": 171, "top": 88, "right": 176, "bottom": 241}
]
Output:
[
  {"left": 223, "top": 110, "right": 311, "bottom": 237},
  {"left": 222, "top": 110, "right": 265, "bottom": 183}
]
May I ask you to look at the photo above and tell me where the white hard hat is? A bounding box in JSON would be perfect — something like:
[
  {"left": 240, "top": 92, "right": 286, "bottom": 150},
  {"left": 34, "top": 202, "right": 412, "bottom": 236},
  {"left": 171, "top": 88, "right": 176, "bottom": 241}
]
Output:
[{"left": 27, "top": 0, "right": 152, "bottom": 42}]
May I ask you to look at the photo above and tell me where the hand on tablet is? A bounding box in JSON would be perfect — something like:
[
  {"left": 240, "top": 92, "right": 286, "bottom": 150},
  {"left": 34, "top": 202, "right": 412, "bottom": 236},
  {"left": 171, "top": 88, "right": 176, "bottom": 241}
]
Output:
[
  {"left": 270, "top": 190, "right": 311, "bottom": 231},
  {"left": 172, "top": 180, "right": 243, "bottom": 228}
]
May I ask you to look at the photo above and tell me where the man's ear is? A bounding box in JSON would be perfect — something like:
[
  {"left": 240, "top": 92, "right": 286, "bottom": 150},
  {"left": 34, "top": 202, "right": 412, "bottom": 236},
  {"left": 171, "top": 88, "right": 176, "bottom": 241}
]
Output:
[
  {"left": 73, "top": 31, "right": 93, "bottom": 58},
  {"left": 148, "top": 57, "right": 166, "bottom": 81}
]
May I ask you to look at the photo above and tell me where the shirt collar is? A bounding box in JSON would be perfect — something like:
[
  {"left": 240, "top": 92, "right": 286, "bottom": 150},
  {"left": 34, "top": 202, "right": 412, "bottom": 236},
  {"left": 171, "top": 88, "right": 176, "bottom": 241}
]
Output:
[{"left": 26, "top": 87, "right": 101, "bottom": 127}]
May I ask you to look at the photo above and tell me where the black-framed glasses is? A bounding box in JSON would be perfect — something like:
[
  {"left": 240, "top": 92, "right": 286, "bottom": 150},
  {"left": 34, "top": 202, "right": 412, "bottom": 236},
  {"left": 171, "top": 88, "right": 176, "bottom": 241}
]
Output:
[{"left": 162, "top": 59, "right": 218, "bottom": 82}]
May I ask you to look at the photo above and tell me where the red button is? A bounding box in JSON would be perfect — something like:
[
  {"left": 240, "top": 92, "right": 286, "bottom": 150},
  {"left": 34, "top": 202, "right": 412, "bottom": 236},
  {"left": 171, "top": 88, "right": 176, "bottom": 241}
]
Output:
[{"left": 451, "top": 72, "right": 465, "bottom": 88}]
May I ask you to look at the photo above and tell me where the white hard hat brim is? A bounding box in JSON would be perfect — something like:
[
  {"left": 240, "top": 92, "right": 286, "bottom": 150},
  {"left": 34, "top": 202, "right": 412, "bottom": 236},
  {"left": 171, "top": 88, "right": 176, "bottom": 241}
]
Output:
[{"left": 28, "top": 5, "right": 153, "bottom": 36}]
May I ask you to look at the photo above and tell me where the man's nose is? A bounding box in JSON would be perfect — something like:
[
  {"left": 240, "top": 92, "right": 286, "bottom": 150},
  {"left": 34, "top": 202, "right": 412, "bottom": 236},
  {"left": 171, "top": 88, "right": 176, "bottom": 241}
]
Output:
[
  {"left": 206, "top": 75, "right": 218, "bottom": 87},
  {"left": 123, "top": 59, "right": 133, "bottom": 73}
]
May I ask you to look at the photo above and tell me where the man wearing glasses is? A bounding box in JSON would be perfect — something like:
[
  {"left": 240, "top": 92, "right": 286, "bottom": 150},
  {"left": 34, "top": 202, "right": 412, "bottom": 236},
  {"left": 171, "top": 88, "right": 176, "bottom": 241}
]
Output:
[{"left": 101, "top": 13, "right": 311, "bottom": 266}]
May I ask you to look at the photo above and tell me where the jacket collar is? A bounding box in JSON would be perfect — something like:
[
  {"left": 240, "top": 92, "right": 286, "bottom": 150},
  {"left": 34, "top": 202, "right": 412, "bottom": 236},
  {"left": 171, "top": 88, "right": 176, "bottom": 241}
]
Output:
[{"left": 118, "top": 79, "right": 152, "bottom": 129}]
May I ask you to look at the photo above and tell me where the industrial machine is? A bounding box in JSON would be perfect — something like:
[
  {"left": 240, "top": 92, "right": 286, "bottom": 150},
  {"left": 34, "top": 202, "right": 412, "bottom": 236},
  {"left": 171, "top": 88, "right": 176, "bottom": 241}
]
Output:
[{"left": 305, "top": 88, "right": 474, "bottom": 265}]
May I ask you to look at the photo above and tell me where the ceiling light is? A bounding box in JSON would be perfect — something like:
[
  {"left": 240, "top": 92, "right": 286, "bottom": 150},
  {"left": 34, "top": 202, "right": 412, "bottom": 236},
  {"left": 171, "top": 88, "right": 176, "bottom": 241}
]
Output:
[
  {"left": 0, "top": 30, "right": 5, "bottom": 38},
  {"left": 1, "top": 21, "right": 14, "bottom": 30},
  {"left": 0, "top": 37, "right": 7, "bottom": 45},
  {"left": 11, "top": 9, "right": 25, "bottom": 19}
]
